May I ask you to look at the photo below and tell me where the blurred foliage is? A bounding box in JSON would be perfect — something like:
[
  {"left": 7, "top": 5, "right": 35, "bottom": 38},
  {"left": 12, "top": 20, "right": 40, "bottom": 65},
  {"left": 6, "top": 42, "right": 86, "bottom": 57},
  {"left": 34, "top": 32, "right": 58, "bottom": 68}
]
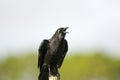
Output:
[{"left": 0, "top": 52, "right": 120, "bottom": 80}]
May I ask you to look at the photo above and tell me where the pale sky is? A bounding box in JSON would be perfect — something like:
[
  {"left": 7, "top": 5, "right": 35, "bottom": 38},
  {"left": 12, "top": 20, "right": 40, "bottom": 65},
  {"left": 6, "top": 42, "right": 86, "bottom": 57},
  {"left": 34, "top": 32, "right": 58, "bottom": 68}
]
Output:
[{"left": 0, "top": 0, "right": 120, "bottom": 58}]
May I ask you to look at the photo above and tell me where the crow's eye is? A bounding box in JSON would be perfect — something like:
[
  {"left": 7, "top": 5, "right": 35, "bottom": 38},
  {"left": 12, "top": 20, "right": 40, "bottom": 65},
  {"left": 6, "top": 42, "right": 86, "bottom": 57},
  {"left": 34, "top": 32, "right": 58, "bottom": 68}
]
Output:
[
  {"left": 57, "top": 29, "right": 61, "bottom": 33},
  {"left": 57, "top": 28, "right": 64, "bottom": 33}
]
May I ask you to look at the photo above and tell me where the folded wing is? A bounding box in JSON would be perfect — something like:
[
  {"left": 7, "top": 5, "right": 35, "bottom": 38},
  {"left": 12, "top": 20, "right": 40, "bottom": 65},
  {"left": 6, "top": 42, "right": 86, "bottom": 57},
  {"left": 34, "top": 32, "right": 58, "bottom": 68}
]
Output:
[
  {"left": 57, "top": 39, "right": 68, "bottom": 68},
  {"left": 38, "top": 39, "right": 49, "bottom": 70}
]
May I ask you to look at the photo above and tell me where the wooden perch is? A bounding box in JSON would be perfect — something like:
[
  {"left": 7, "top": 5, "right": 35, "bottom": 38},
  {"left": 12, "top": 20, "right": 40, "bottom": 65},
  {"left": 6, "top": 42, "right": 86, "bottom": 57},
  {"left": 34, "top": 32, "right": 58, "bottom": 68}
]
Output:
[{"left": 49, "top": 75, "right": 60, "bottom": 80}]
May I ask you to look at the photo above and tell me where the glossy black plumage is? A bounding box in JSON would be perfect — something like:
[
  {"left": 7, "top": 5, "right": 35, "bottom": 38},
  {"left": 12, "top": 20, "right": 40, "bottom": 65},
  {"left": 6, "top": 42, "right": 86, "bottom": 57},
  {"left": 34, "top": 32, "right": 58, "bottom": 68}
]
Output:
[{"left": 38, "top": 27, "right": 68, "bottom": 80}]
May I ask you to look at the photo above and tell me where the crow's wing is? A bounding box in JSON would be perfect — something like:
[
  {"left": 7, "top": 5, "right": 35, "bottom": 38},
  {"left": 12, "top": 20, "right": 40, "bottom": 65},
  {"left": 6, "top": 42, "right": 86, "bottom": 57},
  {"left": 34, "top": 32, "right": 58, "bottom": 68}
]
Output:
[
  {"left": 57, "top": 39, "right": 68, "bottom": 68},
  {"left": 38, "top": 39, "right": 49, "bottom": 70}
]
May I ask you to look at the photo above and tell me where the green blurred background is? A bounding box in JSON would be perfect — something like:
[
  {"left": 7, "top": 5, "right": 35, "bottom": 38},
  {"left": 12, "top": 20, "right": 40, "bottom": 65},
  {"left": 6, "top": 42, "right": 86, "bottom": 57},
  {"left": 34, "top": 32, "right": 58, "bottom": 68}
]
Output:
[{"left": 0, "top": 51, "right": 120, "bottom": 80}]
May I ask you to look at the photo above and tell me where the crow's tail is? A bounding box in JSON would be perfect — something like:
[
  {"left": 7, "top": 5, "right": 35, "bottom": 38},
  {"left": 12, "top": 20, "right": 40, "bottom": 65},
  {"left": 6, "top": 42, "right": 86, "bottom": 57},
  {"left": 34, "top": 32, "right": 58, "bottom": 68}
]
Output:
[{"left": 38, "top": 65, "right": 49, "bottom": 80}]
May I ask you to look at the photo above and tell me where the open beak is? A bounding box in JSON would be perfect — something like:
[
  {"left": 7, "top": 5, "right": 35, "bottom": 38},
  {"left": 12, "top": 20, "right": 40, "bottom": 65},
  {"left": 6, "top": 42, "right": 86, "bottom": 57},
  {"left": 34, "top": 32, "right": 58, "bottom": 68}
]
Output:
[{"left": 63, "top": 27, "right": 69, "bottom": 34}]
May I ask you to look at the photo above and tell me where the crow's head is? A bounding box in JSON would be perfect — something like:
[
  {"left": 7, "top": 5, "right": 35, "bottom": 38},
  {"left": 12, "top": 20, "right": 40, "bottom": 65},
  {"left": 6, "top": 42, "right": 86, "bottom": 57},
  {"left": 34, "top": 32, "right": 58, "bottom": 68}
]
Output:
[
  {"left": 51, "top": 27, "right": 69, "bottom": 41},
  {"left": 51, "top": 27, "right": 68, "bottom": 41},
  {"left": 56, "top": 27, "right": 69, "bottom": 39},
  {"left": 57, "top": 27, "right": 69, "bottom": 34}
]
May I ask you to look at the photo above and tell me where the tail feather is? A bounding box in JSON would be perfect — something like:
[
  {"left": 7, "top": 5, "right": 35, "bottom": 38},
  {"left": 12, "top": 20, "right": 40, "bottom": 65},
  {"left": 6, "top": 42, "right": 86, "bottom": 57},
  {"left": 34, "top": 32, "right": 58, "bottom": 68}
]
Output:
[{"left": 39, "top": 65, "right": 49, "bottom": 80}]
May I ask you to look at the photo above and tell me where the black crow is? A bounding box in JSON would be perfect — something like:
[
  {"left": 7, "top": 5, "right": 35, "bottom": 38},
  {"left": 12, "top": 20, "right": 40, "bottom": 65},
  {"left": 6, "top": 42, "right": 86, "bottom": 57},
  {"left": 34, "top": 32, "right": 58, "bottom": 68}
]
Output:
[{"left": 38, "top": 27, "right": 68, "bottom": 80}]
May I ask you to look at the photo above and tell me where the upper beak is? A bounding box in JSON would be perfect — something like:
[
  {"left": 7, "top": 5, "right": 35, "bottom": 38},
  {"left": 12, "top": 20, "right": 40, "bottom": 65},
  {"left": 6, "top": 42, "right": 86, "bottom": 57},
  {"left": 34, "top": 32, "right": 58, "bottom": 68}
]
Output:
[
  {"left": 64, "top": 27, "right": 69, "bottom": 33},
  {"left": 64, "top": 27, "right": 69, "bottom": 31}
]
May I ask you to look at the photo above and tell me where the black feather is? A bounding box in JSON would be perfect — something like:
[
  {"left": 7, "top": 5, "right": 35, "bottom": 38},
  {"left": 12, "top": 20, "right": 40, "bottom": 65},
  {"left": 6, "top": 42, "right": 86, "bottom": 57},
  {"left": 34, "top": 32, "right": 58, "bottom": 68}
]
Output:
[{"left": 38, "top": 27, "right": 68, "bottom": 80}]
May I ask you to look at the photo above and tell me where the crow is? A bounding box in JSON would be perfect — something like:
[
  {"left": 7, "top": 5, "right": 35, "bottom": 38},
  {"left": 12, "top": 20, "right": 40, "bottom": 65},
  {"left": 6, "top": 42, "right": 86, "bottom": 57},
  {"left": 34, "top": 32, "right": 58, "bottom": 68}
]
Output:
[{"left": 38, "top": 27, "right": 68, "bottom": 80}]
